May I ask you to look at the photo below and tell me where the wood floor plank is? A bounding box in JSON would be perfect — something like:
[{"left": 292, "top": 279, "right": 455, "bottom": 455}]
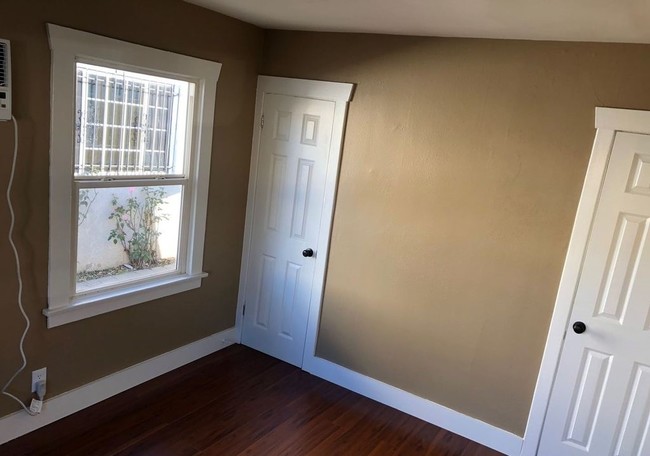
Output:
[
  {"left": 228, "top": 383, "right": 357, "bottom": 456},
  {"left": 394, "top": 420, "right": 443, "bottom": 455},
  {"left": 46, "top": 346, "right": 278, "bottom": 456},
  {"left": 0, "top": 345, "right": 505, "bottom": 456},
  {"left": 305, "top": 395, "right": 410, "bottom": 455},
  {"left": 427, "top": 428, "right": 501, "bottom": 456},
  {"left": 112, "top": 362, "right": 300, "bottom": 456},
  {"left": 175, "top": 370, "right": 326, "bottom": 454},
  {"left": 366, "top": 413, "right": 427, "bottom": 455}
]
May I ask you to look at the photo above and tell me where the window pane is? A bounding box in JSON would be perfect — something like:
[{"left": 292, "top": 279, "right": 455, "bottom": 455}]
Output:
[
  {"left": 76, "top": 185, "right": 183, "bottom": 294},
  {"left": 75, "top": 62, "right": 191, "bottom": 177}
]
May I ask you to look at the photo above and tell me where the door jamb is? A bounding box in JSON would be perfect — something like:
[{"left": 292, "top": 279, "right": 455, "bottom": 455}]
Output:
[
  {"left": 521, "top": 107, "right": 650, "bottom": 455},
  {"left": 235, "top": 76, "right": 354, "bottom": 367}
]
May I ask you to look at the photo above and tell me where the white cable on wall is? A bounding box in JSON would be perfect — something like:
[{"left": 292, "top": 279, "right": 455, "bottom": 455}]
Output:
[{"left": 1, "top": 115, "right": 37, "bottom": 416}]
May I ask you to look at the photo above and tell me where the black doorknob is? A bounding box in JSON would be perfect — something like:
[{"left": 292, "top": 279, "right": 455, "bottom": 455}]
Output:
[
  {"left": 573, "top": 321, "right": 587, "bottom": 334},
  {"left": 302, "top": 248, "right": 314, "bottom": 258}
]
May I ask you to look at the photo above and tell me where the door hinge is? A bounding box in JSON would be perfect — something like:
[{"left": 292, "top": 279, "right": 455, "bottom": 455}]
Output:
[
  {"left": 242, "top": 304, "right": 246, "bottom": 316},
  {"left": 261, "top": 114, "right": 264, "bottom": 129}
]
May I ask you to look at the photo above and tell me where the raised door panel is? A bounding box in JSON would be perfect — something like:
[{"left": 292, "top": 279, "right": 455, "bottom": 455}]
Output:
[
  {"left": 614, "top": 364, "right": 650, "bottom": 456},
  {"left": 563, "top": 350, "right": 613, "bottom": 449}
]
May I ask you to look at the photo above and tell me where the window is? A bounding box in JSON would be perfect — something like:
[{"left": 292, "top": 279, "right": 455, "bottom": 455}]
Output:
[
  {"left": 46, "top": 25, "right": 221, "bottom": 327},
  {"left": 74, "top": 63, "right": 190, "bottom": 177}
]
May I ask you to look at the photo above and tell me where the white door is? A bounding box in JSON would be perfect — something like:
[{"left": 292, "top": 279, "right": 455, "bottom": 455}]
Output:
[
  {"left": 240, "top": 92, "right": 336, "bottom": 367},
  {"left": 540, "top": 131, "right": 650, "bottom": 455}
]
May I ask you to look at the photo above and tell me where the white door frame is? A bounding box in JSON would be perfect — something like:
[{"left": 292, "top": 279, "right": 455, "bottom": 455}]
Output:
[
  {"left": 235, "top": 75, "right": 354, "bottom": 367},
  {"left": 521, "top": 107, "right": 650, "bottom": 456}
]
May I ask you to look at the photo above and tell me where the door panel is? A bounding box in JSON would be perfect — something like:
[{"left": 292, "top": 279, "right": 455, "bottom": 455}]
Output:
[
  {"left": 614, "top": 363, "right": 650, "bottom": 456},
  {"left": 241, "top": 93, "right": 336, "bottom": 367},
  {"left": 564, "top": 349, "right": 612, "bottom": 449},
  {"left": 540, "top": 132, "right": 650, "bottom": 455},
  {"left": 596, "top": 214, "right": 647, "bottom": 324}
]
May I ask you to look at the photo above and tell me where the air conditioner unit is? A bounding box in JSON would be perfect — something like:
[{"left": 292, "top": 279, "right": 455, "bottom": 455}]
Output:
[{"left": 0, "top": 39, "right": 11, "bottom": 121}]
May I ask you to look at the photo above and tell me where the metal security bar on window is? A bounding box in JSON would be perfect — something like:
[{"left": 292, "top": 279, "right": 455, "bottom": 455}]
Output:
[
  {"left": 75, "top": 63, "right": 185, "bottom": 176},
  {"left": 0, "top": 42, "right": 7, "bottom": 87}
]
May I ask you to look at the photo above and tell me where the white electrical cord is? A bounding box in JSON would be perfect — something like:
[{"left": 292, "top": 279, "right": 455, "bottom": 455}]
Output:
[{"left": 1, "top": 115, "right": 37, "bottom": 416}]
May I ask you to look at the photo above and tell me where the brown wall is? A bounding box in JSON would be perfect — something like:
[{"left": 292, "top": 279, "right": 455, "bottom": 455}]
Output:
[
  {"left": 262, "top": 31, "right": 650, "bottom": 435},
  {"left": 0, "top": 0, "right": 262, "bottom": 417}
]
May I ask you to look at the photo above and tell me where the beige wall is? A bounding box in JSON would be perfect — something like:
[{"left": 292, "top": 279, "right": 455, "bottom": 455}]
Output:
[
  {"left": 263, "top": 31, "right": 650, "bottom": 435},
  {"left": 0, "top": 0, "right": 262, "bottom": 418}
]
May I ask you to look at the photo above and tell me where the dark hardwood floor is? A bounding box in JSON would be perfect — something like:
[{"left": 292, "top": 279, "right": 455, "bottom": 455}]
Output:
[{"left": 1, "top": 345, "right": 504, "bottom": 456}]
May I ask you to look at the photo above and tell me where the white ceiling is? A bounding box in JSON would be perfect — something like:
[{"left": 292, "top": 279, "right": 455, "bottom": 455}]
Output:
[{"left": 185, "top": 0, "right": 650, "bottom": 44}]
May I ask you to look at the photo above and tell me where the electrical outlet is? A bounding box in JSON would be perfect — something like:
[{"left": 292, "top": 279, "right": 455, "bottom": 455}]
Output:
[{"left": 31, "top": 368, "right": 46, "bottom": 393}]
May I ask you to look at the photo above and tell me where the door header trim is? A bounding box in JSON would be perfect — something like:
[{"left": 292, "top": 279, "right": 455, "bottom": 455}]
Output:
[
  {"left": 596, "top": 107, "right": 650, "bottom": 134},
  {"left": 257, "top": 75, "right": 354, "bottom": 102}
]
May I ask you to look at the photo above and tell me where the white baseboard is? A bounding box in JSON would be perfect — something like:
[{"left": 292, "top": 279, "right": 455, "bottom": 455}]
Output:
[
  {"left": 303, "top": 356, "right": 523, "bottom": 456},
  {"left": 0, "top": 327, "right": 239, "bottom": 445}
]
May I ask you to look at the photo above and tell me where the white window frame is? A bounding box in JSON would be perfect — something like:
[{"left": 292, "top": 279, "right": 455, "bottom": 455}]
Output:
[{"left": 45, "top": 24, "right": 221, "bottom": 328}]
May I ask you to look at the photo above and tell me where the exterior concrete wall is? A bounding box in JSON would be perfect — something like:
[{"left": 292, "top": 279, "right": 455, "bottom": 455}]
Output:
[{"left": 76, "top": 186, "right": 181, "bottom": 272}]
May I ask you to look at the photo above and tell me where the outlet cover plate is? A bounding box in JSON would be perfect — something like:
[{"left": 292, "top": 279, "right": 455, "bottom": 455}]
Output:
[{"left": 31, "top": 367, "right": 47, "bottom": 393}]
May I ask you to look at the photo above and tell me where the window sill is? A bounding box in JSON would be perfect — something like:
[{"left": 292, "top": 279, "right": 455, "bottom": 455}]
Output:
[{"left": 43, "top": 272, "right": 207, "bottom": 328}]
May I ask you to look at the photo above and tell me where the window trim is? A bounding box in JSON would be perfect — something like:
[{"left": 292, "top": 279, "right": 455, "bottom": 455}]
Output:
[{"left": 45, "top": 24, "right": 221, "bottom": 328}]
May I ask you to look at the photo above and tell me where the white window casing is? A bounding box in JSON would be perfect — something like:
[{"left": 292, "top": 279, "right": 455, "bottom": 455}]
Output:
[{"left": 45, "top": 24, "right": 221, "bottom": 328}]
